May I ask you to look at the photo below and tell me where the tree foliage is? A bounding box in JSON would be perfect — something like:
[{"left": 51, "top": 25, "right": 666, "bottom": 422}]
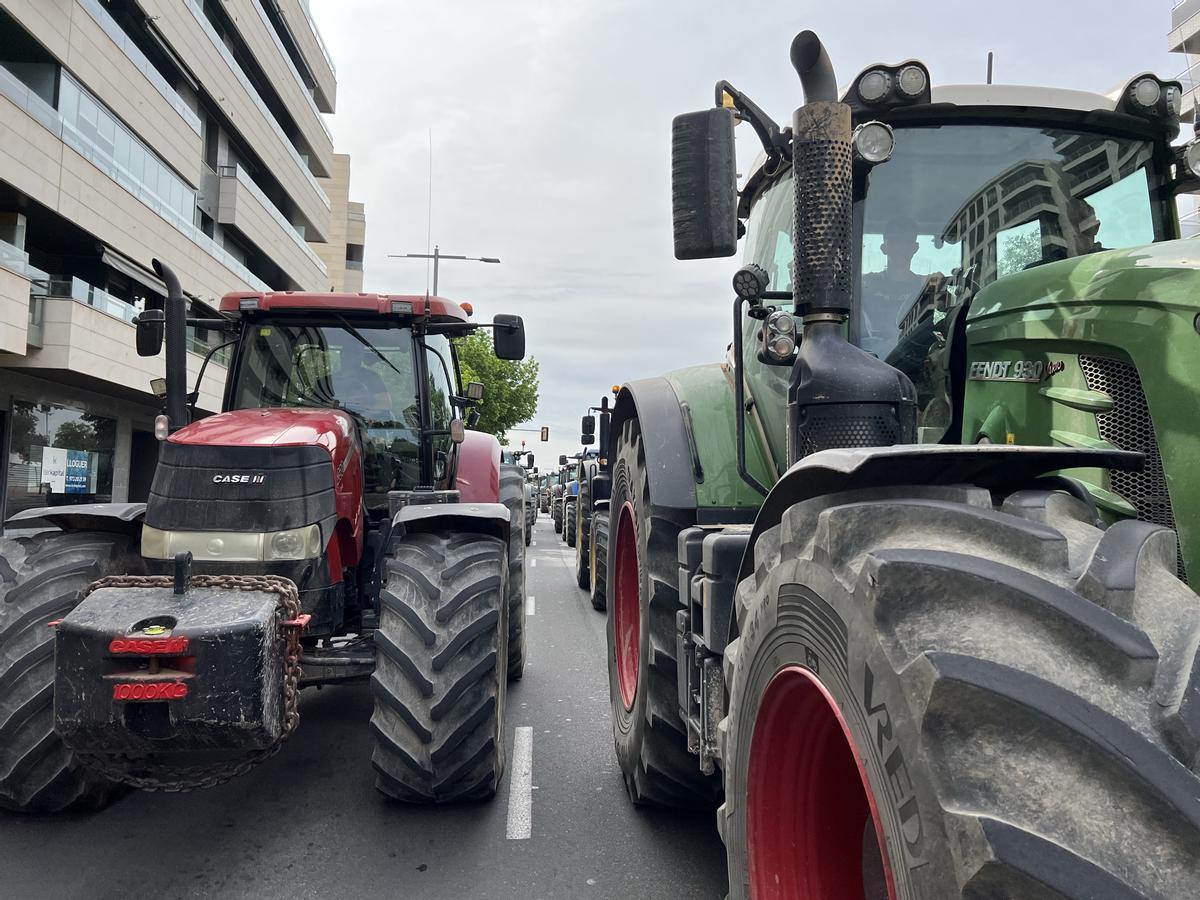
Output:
[{"left": 454, "top": 330, "right": 539, "bottom": 446}]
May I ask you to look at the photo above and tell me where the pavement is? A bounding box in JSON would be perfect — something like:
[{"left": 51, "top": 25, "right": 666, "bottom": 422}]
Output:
[{"left": 0, "top": 516, "right": 728, "bottom": 899}]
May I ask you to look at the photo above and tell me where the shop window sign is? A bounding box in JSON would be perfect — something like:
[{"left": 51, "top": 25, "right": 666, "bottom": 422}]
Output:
[{"left": 6, "top": 401, "right": 115, "bottom": 520}]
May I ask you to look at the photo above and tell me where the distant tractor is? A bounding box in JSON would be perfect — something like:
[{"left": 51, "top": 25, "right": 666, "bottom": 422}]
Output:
[
  {"left": 0, "top": 266, "right": 529, "bottom": 812},
  {"left": 574, "top": 393, "right": 617, "bottom": 607},
  {"left": 604, "top": 30, "right": 1200, "bottom": 897}
]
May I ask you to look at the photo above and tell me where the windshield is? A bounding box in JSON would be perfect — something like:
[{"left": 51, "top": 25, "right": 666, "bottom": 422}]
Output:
[
  {"left": 229, "top": 320, "right": 421, "bottom": 506},
  {"left": 744, "top": 123, "right": 1166, "bottom": 360}
]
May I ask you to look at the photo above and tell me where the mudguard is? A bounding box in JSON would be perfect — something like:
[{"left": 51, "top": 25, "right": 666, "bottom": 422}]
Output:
[
  {"left": 736, "top": 444, "right": 1143, "bottom": 583},
  {"left": 456, "top": 431, "right": 502, "bottom": 503},
  {"left": 392, "top": 501, "right": 510, "bottom": 542},
  {"left": 6, "top": 502, "right": 146, "bottom": 534},
  {"left": 610, "top": 378, "right": 698, "bottom": 510}
]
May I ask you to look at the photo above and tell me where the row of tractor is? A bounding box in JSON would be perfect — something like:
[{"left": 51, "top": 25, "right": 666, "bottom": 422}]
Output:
[
  {"left": 560, "top": 30, "right": 1200, "bottom": 899},
  {"left": 4, "top": 21, "right": 1200, "bottom": 900}
]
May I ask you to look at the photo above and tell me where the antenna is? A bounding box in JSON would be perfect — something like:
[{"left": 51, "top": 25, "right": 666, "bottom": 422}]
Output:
[
  {"left": 425, "top": 129, "right": 433, "bottom": 297},
  {"left": 986, "top": 51, "right": 994, "bottom": 85}
]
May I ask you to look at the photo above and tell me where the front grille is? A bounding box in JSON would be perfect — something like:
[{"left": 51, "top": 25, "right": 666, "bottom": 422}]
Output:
[{"left": 1078, "top": 355, "right": 1185, "bottom": 581}]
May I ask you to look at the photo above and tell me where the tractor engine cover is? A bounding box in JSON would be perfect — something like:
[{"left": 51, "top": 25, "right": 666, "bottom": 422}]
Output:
[{"left": 54, "top": 584, "right": 285, "bottom": 756}]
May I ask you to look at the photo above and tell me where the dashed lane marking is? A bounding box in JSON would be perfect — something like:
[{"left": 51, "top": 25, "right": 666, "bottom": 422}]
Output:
[
  {"left": 529, "top": 558, "right": 536, "bottom": 567},
  {"left": 528, "top": 595, "right": 536, "bottom": 616},
  {"left": 506, "top": 727, "right": 533, "bottom": 840}
]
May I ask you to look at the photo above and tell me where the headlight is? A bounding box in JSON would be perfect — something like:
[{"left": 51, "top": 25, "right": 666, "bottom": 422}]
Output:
[
  {"left": 896, "top": 65, "right": 927, "bottom": 98},
  {"left": 1131, "top": 77, "right": 1161, "bottom": 109},
  {"left": 141, "top": 524, "right": 322, "bottom": 561},
  {"left": 853, "top": 122, "right": 895, "bottom": 165},
  {"left": 856, "top": 69, "right": 891, "bottom": 104}
]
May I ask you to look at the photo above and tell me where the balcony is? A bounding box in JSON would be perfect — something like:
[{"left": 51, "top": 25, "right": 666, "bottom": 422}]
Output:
[
  {"left": 1170, "top": 0, "right": 1200, "bottom": 53},
  {"left": 278, "top": 0, "right": 338, "bottom": 112},
  {"left": 347, "top": 203, "right": 366, "bottom": 246},
  {"left": 4, "top": 276, "right": 227, "bottom": 413},
  {"left": 225, "top": 0, "right": 334, "bottom": 175},
  {"left": 131, "top": 0, "right": 331, "bottom": 238},
  {"left": 217, "top": 165, "right": 328, "bottom": 289}
]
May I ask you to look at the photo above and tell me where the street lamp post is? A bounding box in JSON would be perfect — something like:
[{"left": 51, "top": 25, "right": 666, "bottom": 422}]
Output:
[{"left": 388, "top": 245, "right": 500, "bottom": 295}]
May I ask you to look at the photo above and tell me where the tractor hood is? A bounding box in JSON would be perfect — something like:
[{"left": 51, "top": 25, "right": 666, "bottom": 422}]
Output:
[
  {"left": 968, "top": 239, "right": 1200, "bottom": 323},
  {"left": 171, "top": 408, "right": 355, "bottom": 459}
]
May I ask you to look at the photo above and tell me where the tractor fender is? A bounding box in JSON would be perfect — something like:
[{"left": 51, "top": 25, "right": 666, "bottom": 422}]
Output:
[
  {"left": 455, "top": 430, "right": 502, "bottom": 503},
  {"left": 5, "top": 502, "right": 146, "bottom": 535},
  {"left": 392, "top": 502, "right": 510, "bottom": 543},
  {"left": 736, "top": 444, "right": 1143, "bottom": 583},
  {"left": 609, "top": 378, "right": 697, "bottom": 511}
]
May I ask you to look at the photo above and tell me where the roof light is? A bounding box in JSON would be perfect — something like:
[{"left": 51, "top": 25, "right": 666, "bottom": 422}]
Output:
[
  {"left": 853, "top": 121, "right": 895, "bottom": 165},
  {"left": 1167, "top": 85, "right": 1183, "bottom": 117},
  {"left": 391, "top": 300, "right": 414, "bottom": 315},
  {"left": 857, "top": 69, "right": 891, "bottom": 104},
  {"left": 1184, "top": 138, "right": 1200, "bottom": 178},
  {"left": 238, "top": 297, "right": 259, "bottom": 311},
  {"left": 460, "top": 302, "right": 474, "bottom": 316},
  {"left": 896, "top": 65, "right": 927, "bottom": 99},
  {"left": 154, "top": 415, "right": 170, "bottom": 441},
  {"left": 1131, "top": 78, "right": 1161, "bottom": 109}
]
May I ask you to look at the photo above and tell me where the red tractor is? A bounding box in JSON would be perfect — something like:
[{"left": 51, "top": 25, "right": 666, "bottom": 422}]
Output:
[{"left": 0, "top": 261, "right": 528, "bottom": 811}]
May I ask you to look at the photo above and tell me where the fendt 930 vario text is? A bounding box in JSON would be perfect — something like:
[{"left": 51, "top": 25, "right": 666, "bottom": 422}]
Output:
[
  {"left": 0, "top": 263, "right": 528, "bottom": 811},
  {"left": 603, "top": 30, "right": 1200, "bottom": 898}
]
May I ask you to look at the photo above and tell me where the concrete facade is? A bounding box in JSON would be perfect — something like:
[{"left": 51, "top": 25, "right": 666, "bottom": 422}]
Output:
[
  {"left": 0, "top": 0, "right": 366, "bottom": 523},
  {"left": 1170, "top": 0, "right": 1200, "bottom": 235},
  {"left": 312, "top": 153, "right": 366, "bottom": 293}
]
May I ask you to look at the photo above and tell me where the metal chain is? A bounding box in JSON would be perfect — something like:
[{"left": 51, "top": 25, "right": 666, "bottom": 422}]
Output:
[{"left": 74, "top": 573, "right": 304, "bottom": 792}]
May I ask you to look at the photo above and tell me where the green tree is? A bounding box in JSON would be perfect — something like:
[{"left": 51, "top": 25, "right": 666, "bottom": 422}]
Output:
[
  {"left": 997, "top": 229, "right": 1043, "bottom": 279},
  {"left": 53, "top": 419, "right": 97, "bottom": 451},
  {"left": 454, "top": 330, "right": 539, "bottom": 446}
]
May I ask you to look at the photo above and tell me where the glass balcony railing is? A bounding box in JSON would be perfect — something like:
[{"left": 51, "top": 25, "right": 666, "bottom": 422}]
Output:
[
  {"left": 185, "top": 0, "right": 330, "bottom": 209},
  {"left": 0, "top": 64, "right": 270, "bottom": 292},
  {"left": 345, "top": 259, "right": 363, "bottom": 270},
  {"left": 76, "top": 0, "right": 201, "bottom": 135},
  {"left": 217, "top": 165, "right": 327, "bottom": 272},
  {"left": 31, "top": 274, "right": 139, "bottom": 324},
  {"left": 297, "top": 0, "right": 337, "bottom": 74}
]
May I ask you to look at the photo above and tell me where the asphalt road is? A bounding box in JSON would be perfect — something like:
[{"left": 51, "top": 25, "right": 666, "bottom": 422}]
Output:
[{"left": 0, "top": 515, "right": 728, "bottom": 899}]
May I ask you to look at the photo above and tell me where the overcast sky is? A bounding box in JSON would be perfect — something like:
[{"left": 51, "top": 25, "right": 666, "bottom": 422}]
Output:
[{"left": 309, "top": 0, "right": 1183, "bottom": 467}]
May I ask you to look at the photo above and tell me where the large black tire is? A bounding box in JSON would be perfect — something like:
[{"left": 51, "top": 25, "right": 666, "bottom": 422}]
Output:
[
  {"left": 590, "top": 507, "right": 608, "bottom": 612},
  {"left": 370, "top": 531, "right": 509, "bottom": 802},
  {"left": 606, "top": 418, "right": 719, "bottom": 806},
  {"left": 553, "top": 501, "right": 563, "bottom": 534},
  {"left": 720, "top": 484, "right": 1200, "bottom": 898},
  {"left": 565, "top": 502, "right": 577, "bottom": 548},
  {"left": 575, "top": 476, "right": 591, "bottom": 590},
  {"left": 0, "top": 530, "right": 143, "bottom": 813},
  {"left": 499, "top": 464, "right": 527, "bottom": 681}
]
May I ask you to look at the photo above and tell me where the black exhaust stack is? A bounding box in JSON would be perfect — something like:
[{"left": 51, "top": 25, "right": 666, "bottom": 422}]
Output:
[
  {"left": 785, "top": 32, "right": 916, "bottom": 467},
  {"left": 152, "top": 259, "right": 189, "bottom": 432}
]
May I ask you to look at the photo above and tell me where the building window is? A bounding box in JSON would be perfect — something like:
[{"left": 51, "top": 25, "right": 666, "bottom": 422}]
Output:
[{"left": 6, "top": 401, "right": 115, "bottom": 517}]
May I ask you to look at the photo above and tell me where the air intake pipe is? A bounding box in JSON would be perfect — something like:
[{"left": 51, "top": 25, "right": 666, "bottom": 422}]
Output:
[{"left": 784, "top": 32, "right": 917, "bottom": 466}]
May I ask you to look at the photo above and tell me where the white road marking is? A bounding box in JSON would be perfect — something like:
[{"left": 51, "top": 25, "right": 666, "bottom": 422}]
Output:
[
  {"left": 506, "top": 727, "right": 533, "bottom": 840},
  {"left": 528, "top": 595, "right": 536, "bottom": 616},
  {"left": 529, "top": 558, "right": 536, "bottom": 567}
]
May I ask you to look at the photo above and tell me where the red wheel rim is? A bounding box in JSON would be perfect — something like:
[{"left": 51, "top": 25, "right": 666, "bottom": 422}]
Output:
[
  {"left": 613, "top": 501, "right": 640, "bottom": 711},
  {"left": 747, "top": 666, "right": 896, "bottom": 900}
]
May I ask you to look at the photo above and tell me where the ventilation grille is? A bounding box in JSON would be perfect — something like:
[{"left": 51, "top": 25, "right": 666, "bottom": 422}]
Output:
[
  {"left": 1078, "top": 354, "right": 1185, "bottom": 581},
  {"left": 796, "top": 409, "right": 900, "bottom": 458}
]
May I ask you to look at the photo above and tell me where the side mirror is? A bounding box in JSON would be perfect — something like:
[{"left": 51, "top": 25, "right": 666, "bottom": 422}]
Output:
[
  {"left": 559, "top": 454, "right": 568, "bottom": 466},
  {"left": 525, "top": 452, "right": 535, "bottom": 469},
  {"left": 581, "top": 413, "right": 596, "bottom": 445},
  {"left": 493, "top": 314, "right": 526, "bottom": 360},
  {"left": 466, "top": 381, "right": 484, "bottom": 401},
  {"left": 671, "top": 107, "right": 739, "bottom": 260},
  {"left": 135, "top": 309, "right": 165, "bottom": 357}
]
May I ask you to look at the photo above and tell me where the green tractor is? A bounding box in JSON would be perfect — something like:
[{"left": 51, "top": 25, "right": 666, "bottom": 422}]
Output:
[
  {"left": 604, "top": 29, "right": 1200, "bottom": 897},
  {"left": 576, "top": 395, "right": 616, "bottom": 608}
]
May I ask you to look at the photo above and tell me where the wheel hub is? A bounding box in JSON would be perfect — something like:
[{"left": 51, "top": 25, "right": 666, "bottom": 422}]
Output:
[
  {"left": 746, "top": 665, "right": 895, "bottom": 900},
  {"left": 613, "top": 501, "right": 640, "bottom": 711}
]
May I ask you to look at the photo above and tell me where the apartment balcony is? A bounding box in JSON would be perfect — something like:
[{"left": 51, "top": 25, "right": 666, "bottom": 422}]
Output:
[
  {"left": 1170, "top": 0, "right": 1200, "bottom": 53},
  {"left": 132, "top": 0, "right": 331, "bottom": 240},
  {"left": 217, "top": 165, "right": 328, "bottom": 290},
  {"left": 0, "top": 259, "right": 32, "bottom": 354},
  {"left": 0, "top": 70, "right": 270, "bottom": 304},
  {"left": 5, "top": 0, "right": 204, "bottom": 185},
  {"left": 2, "top": 275, "right": 226, "bottom": 413},
  {"left": 225, "top": 0, "right": 334, "bottom": 177},
  {"left": 277, "top": 0, "right": 337, "bottom": 112}
]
